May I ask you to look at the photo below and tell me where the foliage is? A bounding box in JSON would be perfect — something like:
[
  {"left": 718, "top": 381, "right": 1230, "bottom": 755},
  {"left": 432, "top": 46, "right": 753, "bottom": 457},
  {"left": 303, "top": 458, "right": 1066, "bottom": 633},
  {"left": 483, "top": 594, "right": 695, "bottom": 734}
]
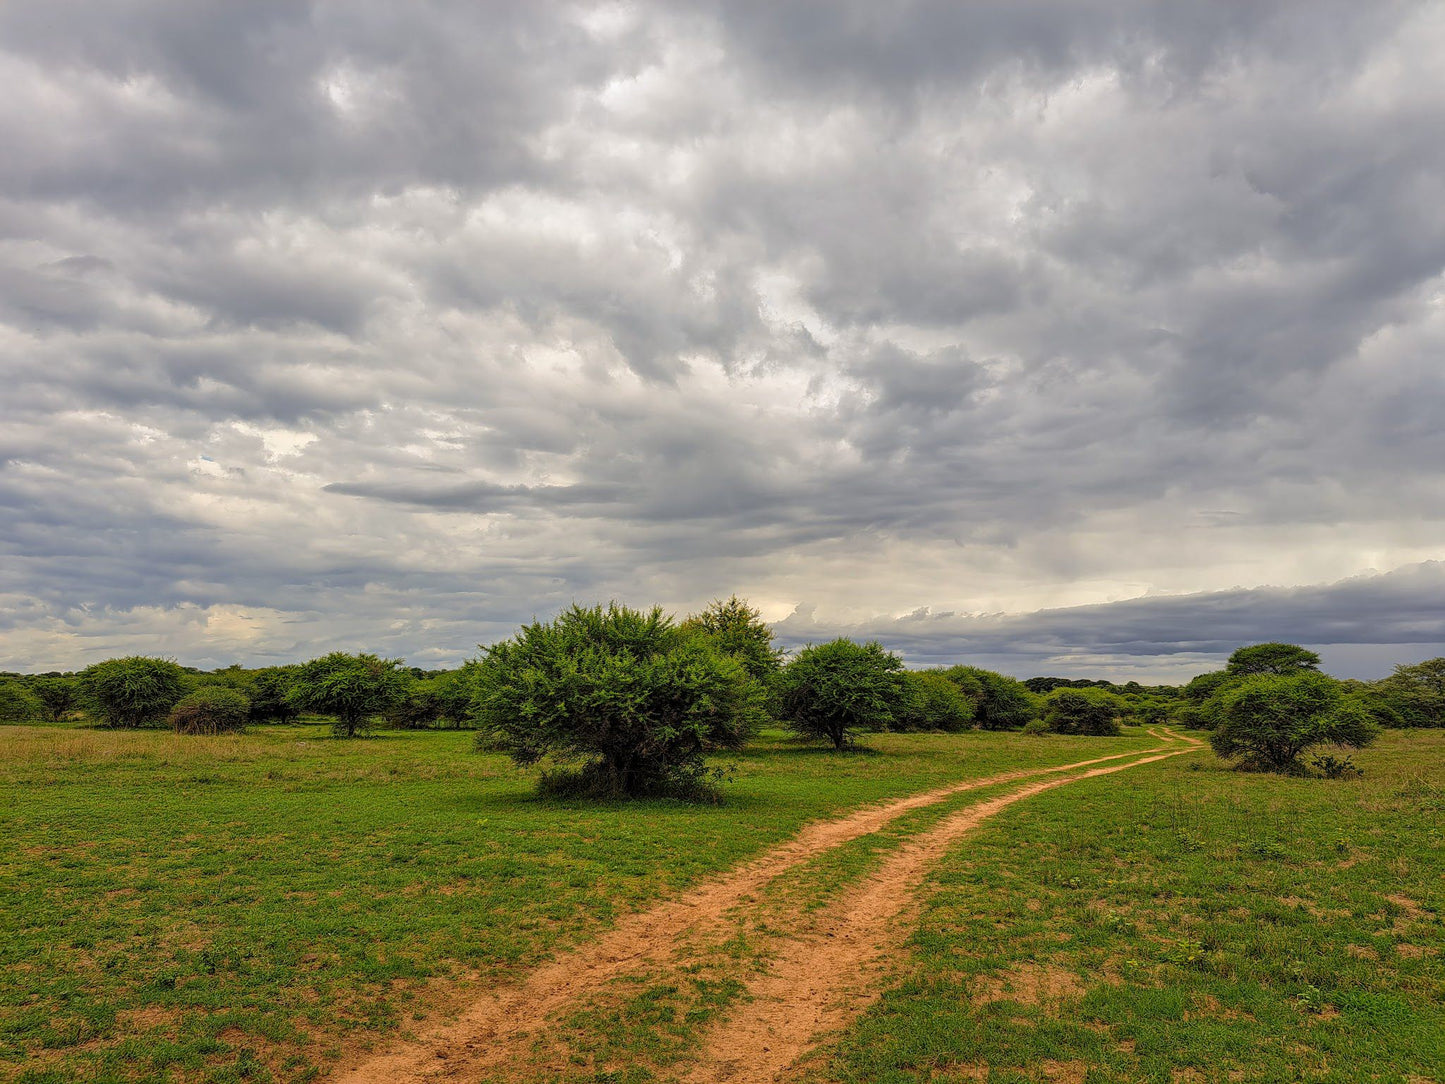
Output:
[
  {"left": 0, "top": 680, "right": 42, "bottom": 723},
  {"left": 679, "top": 595, "right": 785, "bottom": 683},
  {"left": 29, "top": 676, "right": 78, "bottom": 723},
  {"left": 248, "top": 666, "right": 301, "bottom": 724},
  {"left": 1210, "top": 671, "right": 1380, "bottom": 772},
  {"left": 1021, "top": 718, "right": 1050, "bottom": 736},
  {"left": 288, "top": 653, "right": 411, "bottom": 737},
  {"left": 942, "top": 666, "right": 1040, "bottom": 730},
  {"left": 1225, "top": 642, "right": 1321, "bottom": 677},
  {"left": 385, "top": 670, "right": 475, "bottom": 730},
  {"left": 472, "top": 603, "right": 761, "bottom": 798},
  {"left": 772, "top": 639, "right": 908, "bottom": 749},
  {"left": 1043, "top": 686, "right": 1124, "bottom": 735},
  {"left": 1372, "top": 657, "right": 1445, "bottom": 728},
  {"left": 169, "top": 686, "right": 251, "bottom": 735},
  {"left": 894, "top": 670, "right": 976, "bottom": 732},
  {"left": 79, "top": 656, "right": 189, "bottom": 729}
]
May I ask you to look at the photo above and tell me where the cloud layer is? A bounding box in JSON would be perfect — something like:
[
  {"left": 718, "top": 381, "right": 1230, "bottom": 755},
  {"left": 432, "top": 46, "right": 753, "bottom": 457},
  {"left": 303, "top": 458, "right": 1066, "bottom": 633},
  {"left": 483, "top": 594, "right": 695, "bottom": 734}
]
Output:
[{"left": 3, "top": 2, "right": 1443, "bottom": 677}]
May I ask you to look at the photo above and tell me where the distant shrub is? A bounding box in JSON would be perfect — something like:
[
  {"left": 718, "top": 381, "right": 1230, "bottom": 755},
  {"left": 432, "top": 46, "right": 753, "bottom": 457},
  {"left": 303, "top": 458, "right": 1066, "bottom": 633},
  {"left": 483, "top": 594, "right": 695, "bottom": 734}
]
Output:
[
  {"left": 1210, "top": 672, "right": 1379, "bottom": 773},
  {"left": 1371, "top": 657, "right": 1445, "bottom": 727},
  {"left": 894, "top": 670, "right": 975, "bottom": 732},
  {"left": 288, "top": 653, "right": 411, "bottom": 738},
  {"left": 30, "top": 676, "right": 78, "bottom": 723},
  {"left": 169, "top": 687, "right": 250, "bottom": 735},
  {"left": 248, "top": 666, "right": 301, "bottom": 724},
  {"left": 473, "top": 603, "right": 760, "bottom": 799},
  {"left": 80, "top": 657, "right": 189, "bottom": 729},
  {"left": 773, "top": 639, "right": 908, "bottom": 749},
  {"left": 1022, "top": 718, "right": 1050, "bottom": 736},
  {"left": 386, "top": 671, "right": 475, "bottom": 729},
  {"left": 1044, "top": 687, "right": 1123, "bottom": 736},
  {"left": 942, "top": 667, "right": 1040, "bottom": 730},
  {"left": 0, "top": 681, "right": 42, "bottom": 723}
]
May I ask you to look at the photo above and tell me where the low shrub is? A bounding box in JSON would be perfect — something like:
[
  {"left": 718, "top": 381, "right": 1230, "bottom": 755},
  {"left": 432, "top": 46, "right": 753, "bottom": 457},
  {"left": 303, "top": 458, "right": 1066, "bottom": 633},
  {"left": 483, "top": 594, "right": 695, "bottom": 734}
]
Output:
[
  {"left": 1044, "top": 687, "right": 1123, "bottom": 735},
  {"left": 169, "top": 687, "right": 250, "bottom": 735}
]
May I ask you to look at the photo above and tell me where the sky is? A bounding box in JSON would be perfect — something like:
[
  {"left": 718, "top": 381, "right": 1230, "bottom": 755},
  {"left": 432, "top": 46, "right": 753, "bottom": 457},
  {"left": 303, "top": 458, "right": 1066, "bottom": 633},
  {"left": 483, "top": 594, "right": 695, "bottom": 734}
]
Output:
[{"left": 3, "top": 1, "right": 1444, "bottom": 681}]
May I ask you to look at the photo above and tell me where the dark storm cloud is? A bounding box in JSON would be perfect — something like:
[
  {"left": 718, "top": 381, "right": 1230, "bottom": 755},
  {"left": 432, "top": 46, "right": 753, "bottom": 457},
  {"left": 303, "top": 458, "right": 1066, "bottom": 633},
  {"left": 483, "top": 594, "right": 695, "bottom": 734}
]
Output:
[{"left": 2, "top": 1, "right": 1443, "bottom": 672}]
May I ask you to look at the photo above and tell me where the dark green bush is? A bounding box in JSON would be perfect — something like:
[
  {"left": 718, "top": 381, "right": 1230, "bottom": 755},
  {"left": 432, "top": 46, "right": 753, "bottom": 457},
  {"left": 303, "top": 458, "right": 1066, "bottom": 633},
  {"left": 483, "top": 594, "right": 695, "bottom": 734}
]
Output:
[
  {"left": 0, "top": 681, "right": 42, "bottom": 723},
  {"left": 895, "top": 670, "right": 975, "bottom": 731},
  {"left": 80, "top": 657, "right": 189, "bottom": 728},
  {"left": 472, "top": 603, "right": 760, "bottom": 799},
  {"left": 1210, "top": 671, "right": 1380, "bottom": 773},
  {"left": 169, "top": 687, "right": 250, "bottom": 735},
  {"left": 772, "top": 639, "right": 908, "bottom": 749},
  {"left": 29, "top": 677, "right": 78, "bottom": 723},
  {"left": 288, "top": 653, "right": 411, "bottom": 737},
  {"left": 940, "top": 666, "right": 1040, "bottom": 730},
  {"left": 1044, "top": 687, "right": 1123, "bottom": 735}
]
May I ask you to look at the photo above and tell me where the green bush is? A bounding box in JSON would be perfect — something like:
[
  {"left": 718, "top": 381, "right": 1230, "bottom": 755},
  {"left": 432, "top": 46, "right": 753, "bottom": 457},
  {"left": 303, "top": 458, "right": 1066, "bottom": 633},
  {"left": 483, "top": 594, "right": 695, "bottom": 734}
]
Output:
[
  {"left": 895, "top": 670, "right": 975, "bottom": 731},
  {"left": 288, "top": 653, "right": 410, "bottom": 738},
  {"left": 79, "top": 657, "right": 189, "bottom": 729},
  {"left": 1209, "top": 671, "right": 1380, "bottom": 773},
  {"left": 29, "top": 676, "right": 78, "bottom": 723},
  {"left": 772, "top": 639, "right": 908, "bottom": 749},
  {"left": 169, "top": 687, "right": 250, "bottom": 735},
  {"left": 1371, "top": 658, "right": 1445, "bottom": 727},
  {"left": 940, "top": 666, "right": 1040, "bottom": 730},
  {"left": 1044, "top": 687, "right": 1123, "bottom": 735},
  {"left": 0, "top": 681, "right": 42, "bottom": 723},
  {"left": 1022, "top": 718, "right": 1050, "bottom": 736},
  {"left": 679, "top": 595, "right": 784, "bottom": 683},
  {"left": 472, "top": 603, "right": 760, "bottom": 799},
  {"left": 1225, "top": 642, "right": 1321, "bottom": 677}
]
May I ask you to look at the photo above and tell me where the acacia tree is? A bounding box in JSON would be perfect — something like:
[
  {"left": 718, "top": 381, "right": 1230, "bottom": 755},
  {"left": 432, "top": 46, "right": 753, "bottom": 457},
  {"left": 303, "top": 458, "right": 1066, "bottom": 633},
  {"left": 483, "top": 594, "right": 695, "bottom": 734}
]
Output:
[
  {"left": 1373, "top": 658, "right": 1445, "bottom": 728},
  {"left": 473, "top": 603, "right": 760, "bottom": 798},
  {"left": 772, "top": 639, "right": 907, "bottom": 749},
  {"left": 80, "top": 657, "right": 188, "bottom": 728},
  {"left": 30, "top": 677, "right": 78, "bottom": 723},
  {"left": 1225, "top": 643, "right": 1321, "bottom": 677},
  {"left": 680, "top": 595, "right": 785, "bottom": 683},
  {"left": 288, "top": 653, "right": 410, "bottom": 737},
  {"left": 1210, "top": 671, "right": 1379, "bottom": 773}
]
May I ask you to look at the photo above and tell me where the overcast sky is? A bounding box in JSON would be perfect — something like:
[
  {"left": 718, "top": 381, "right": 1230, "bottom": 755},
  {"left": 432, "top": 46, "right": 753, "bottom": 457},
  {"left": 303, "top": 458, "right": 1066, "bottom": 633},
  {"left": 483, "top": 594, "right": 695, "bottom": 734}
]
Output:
[{"left": 3, "top": 2, "right": 1444, "bottom": 680}]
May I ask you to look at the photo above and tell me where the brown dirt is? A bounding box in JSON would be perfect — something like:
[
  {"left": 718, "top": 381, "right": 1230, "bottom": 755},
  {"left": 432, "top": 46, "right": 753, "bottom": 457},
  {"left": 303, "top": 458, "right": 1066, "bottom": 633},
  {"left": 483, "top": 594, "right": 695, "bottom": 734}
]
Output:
[{"left": 332, "top": 735, "right": 1200, "bottom": 1083}]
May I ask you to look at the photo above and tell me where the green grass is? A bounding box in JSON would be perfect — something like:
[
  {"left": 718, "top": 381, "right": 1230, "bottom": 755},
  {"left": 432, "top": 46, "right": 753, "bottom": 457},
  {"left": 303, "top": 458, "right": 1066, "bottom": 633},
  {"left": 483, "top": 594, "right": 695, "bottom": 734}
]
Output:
[
  {"left": 818, "top": 730, "right": 1445, "bottom": 1084},
  {"left": 0, "top": 722, "right": 1163, "bottom": 1084}
]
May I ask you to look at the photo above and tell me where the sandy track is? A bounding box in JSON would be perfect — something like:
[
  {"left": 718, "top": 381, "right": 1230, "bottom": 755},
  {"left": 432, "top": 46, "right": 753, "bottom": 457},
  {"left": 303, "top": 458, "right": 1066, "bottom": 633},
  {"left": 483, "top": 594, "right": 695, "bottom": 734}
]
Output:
[
  {"left": 333, "top": 735, "right": 1199, "bottom": 1084},
  {"left": 678, "top": 743, "right": 1200, "bottom": 1083}
]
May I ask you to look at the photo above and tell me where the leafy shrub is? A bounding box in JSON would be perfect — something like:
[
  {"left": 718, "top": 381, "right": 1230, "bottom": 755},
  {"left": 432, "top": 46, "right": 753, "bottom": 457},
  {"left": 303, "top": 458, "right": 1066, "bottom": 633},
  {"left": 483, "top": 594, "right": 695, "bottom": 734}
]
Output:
[
  {"left": 29, "top": 677, "right": 78, "bottom": 723},
  {"left": 772, "top": 639, "right": 907, "bottom": 749},
  {"left": 0, "top": 681, "right": 42, "bottom": 723},
  {"left": 1022, "top": 718, "right": 1050, "bottom": 736},
  {"left": 941, "top": 666, "right": 1040, "bottom": 730},
  {"left": 472, "top": 603, "right": 760, "bottom": 799},
  {"left": 80, "top": 657, "right": 189, "bottom": 728},
  {"left": 1209, "top": 671, "right": 1380, "bottom": 773},
  {"left": 1044, "top": 687, "right": 1123, "bottom": 735},
  {"left": 1371, "top": 657, "right": 1445, "bottom": 727},
  {"left": 169, "top": 687, "right": 250, "bottom": 734},
  {"left": 248, "top": 666, "right": 300, "bottom": 724},
  {"left": 680, "top": 596, "right": 784, "bottom": 683},
  {"left": 1310, "top": 753, "right": 1361, "bottom": 779},
  {"left": 288, "top": 653, "right": 411, "bottom": 737},
  {"left": 894, "top": 670, "right": 975, "bottom": 731}
]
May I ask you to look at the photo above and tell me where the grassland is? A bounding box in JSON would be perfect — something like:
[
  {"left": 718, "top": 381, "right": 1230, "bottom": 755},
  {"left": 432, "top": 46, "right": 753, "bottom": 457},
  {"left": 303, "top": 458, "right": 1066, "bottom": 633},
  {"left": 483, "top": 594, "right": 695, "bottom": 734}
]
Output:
[
  {"left": 0, "top": 723, "right": 1163, "bottom": 1084},
  {"left": 818, "top": 730, "right": 1445, "bottom": 1084}
]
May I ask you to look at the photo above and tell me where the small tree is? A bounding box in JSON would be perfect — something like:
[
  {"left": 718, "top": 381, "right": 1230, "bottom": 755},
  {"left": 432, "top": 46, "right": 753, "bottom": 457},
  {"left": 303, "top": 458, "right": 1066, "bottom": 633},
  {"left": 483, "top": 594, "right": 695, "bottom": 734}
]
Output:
[
  {"left": 1372, "top": 658, "right": 1445, "bottom": 728},
  {"left": 1210, "top": 671, "right": 1379, "bottom": 773},
  {"left": 942, "top": 666, "right": 1040, "bottom": 730},
  {"left": 895, "top": 670, "right": 975, "bottom": 732},
  {"left": 680, "top": 595, "right": 785, "bottom": 683},
  {"left": 80, "top": 657, "right": 189, "bottom": 728},
  {"left": 1225, "top": 643, "right": 1321, "bottom": 677},
  {"left": 170, "top": 687, "right": 250, "bottom": 735},
  {"left": 1044, "top": 687, "right": 1123, "bottom": 736},
  {"left": 772, "top": 639, "right": 907, "bottom": 749},
  {"left": 249, "top": 666, "right": 300, "bottom": 724},
  {"left": 289, "top": 653, "right": 410, "bottom": 737},
  {"left": 472, "top": 603, "right": 760, "bottom": 798},
  {"left": 30, "top": 677, "right": 78, "bottom": 723}
]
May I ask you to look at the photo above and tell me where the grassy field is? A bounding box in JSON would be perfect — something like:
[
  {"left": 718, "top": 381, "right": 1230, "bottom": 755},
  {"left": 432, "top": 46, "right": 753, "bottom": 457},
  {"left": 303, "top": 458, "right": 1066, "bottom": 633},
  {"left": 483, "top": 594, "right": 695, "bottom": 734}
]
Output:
[
  {"left": 0, "top": 722, "right": 1164, "bottom": 1084},
  {"left": 819, "top": 730, "right": 1445, "bottom": 1084}
]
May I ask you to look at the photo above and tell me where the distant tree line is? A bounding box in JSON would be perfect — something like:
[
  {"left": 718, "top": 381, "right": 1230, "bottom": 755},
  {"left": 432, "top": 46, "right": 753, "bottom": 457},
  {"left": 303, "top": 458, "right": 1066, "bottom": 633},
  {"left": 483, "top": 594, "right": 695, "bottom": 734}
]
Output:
[{"left": 3, "top": 605, "right": 1437, "bottom": 793}]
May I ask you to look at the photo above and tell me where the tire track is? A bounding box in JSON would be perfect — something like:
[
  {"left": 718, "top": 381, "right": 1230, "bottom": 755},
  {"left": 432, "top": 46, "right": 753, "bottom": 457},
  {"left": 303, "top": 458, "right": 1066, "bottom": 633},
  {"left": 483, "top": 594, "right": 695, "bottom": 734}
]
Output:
[
  {"left": 332, "top": 735, "right": 1197, "bottom": 1083},
  {"left": 678, "top": 742, "right": 1202, "bottom": 1083}
]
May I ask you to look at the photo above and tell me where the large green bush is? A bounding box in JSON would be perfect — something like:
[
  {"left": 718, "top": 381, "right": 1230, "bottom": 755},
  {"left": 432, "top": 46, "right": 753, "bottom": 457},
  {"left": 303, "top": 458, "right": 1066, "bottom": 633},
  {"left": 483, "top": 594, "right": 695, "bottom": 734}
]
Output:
[
  {"left": 1209, "top": 671, "right": 1379, "bottom": 773},
  {"left": 1043, "top": 687, "right": 1123, "bottom": 735},
  {"left": 680, "top": 595, "right": 784, "bottom": 683},
  {"left": 1371, "top": 658, "right": 1445, "bottom": 727},
  {"left": 169, "top": 687, "right": 250, "bottom": 734},
  {"left": 288, "top": 653, "right": 411, "bottom": 737},
  {"left": 941, "top": 666, "right": 1040, "bottom": 730},
  {"left": 895, "top": 670, "right": 975, "bottom": 732},
  {"left": 0, "top": 681, "right": 42, "bottom": 723},
  {"left": 79, "top": 657, "right": 189, "bottom": 728},
  {"left": 472, "top": 603, "right": 760, "bottom": 798},
  {"left": 29, "top": 676, "right": 78, "bottom": 723},
  {"left": 772, "top": 639, "right": 908, "bottom": 749}
]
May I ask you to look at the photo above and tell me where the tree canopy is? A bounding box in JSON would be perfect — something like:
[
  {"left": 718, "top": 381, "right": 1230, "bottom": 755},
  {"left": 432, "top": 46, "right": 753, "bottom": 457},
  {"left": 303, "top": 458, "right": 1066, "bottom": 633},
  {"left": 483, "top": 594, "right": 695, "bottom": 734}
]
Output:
[
  {"left": 772, "top": 639, "right": 908, "bottom": 749},
  {"left": 1209, "top": 671, "right": 1379, "bottom": 772},
  {"left": 288, "top": 653, "right": 410, "bottom": 737}
]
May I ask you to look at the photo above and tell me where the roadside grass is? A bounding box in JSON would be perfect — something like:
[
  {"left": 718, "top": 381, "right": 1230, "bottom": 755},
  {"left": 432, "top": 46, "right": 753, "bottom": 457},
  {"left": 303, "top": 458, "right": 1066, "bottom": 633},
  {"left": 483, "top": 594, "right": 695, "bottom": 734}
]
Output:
[
  {"left": 819, "top": 730, "right": 1445, "bottom": 1084},
  {"left": 0, "top": 723, "right": 1160, "bottom": 1084}
]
